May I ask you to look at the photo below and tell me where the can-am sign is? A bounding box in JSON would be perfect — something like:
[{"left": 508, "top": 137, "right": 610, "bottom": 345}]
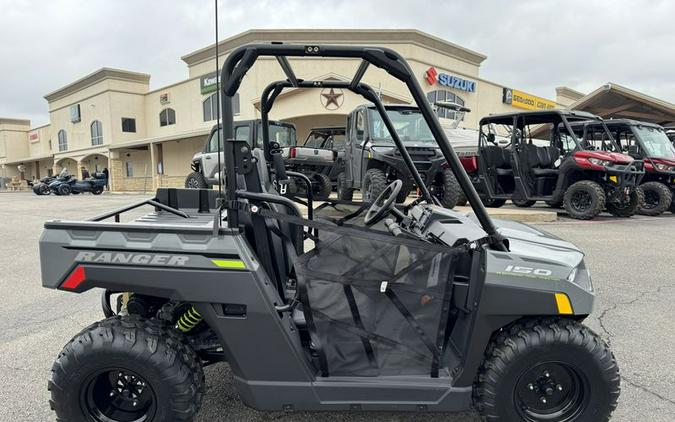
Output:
[
  {"left": 200, "top": 71, "right": 220, "bottom": 95},
  {"left": 424, "top": 67, "right": 476, "bottom": 93}
]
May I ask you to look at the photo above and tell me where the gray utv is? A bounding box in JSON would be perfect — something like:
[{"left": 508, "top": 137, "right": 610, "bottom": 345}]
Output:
[
  {"left": 337, "top": 104, "right": 463, "bottom": 208},
  {"left": 40, "top": 43, "right": 620, "bottom": 422},
  {"left": 185, "top": 119, "right": 296, "bottom": 188}
]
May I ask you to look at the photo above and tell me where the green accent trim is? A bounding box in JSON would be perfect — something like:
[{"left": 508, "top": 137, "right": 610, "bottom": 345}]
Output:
[{"left": 211, "top": 259, "right": 247, "bottom": 270}]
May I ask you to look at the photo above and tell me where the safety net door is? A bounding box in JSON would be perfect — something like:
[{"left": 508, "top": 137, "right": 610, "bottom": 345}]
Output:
[{"left": 294, "top": 230, "right": 460, "bottom": 378}]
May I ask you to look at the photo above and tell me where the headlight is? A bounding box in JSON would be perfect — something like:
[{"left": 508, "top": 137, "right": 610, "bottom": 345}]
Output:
[
  {"left": 588, "top": 157, "right": 611, "bottom": 167},
  {"left": 654, "top": 163, "right": 675, "bottom": 172},
  {"left": 567, "top": 263, "right": 593, "bottom": 292}
]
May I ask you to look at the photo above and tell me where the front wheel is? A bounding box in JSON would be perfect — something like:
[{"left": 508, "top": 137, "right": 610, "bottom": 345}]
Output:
[
  {"left": 435, "top": 168, "right": 461, "bottom": 208},
  {"left": 185, "top": 171, "right": 209, "bottom": 189},
  {"left": 49, "top": 316, "right": 204, "bottom": 422},
  {"left": 474, "top": 318, "right": 620, "bottom": 422},
  {"left": 606, "top": 187, "right": 644, "bottom": 218},
  {"left": 92, "top": 187, "right": 104, "bottom": 195},
  {"left": 637, "top": 181, "right": 671, "bottom": 216}
]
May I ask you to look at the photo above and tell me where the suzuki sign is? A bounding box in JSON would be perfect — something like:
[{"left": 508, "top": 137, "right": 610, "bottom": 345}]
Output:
[{"left": 424, "top": 67, "right": 476, "bottom": 93}]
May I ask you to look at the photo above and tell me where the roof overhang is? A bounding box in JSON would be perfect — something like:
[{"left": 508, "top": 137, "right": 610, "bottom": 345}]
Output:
[
  {"left": 3, "top": 152, "right": 54, "bottom": 165},
  {"left": 571, "top": 83, "right": 675, "bottom": 127},
  {"left": 44, "top": 68, "right": 151, "bottom": 103},
  {"left": 0, "top": 118, "right": 30, "bottom": 126},
  {"left": 109, "top": 128, "right": 211, "bottom": 150},
  {"left": 181, "top": 29, "right": 487, "bottom": 67}
]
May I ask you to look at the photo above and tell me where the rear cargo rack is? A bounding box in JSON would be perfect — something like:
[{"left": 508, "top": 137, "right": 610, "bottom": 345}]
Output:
[{"left": 89, "top": 198, "right": 190, "bottom": 222}]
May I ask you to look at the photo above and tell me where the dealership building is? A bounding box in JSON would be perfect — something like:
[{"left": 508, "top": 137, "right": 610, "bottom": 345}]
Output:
[{"left": 2, "top": 29, "right": 675, "bottom": 192}]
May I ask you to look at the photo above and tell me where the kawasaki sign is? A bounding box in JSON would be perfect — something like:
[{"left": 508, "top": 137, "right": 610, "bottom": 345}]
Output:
[
  {"left": 424, "top": 67, "right": 476, "bottom": 93},
  {"left": 200, "top": 71, "right": 220, "bottom": 95}
]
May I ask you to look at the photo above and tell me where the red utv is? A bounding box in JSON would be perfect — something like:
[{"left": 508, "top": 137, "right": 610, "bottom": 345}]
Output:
[
  {"left": 570, "top": 119, "right": 675, "bottom": 215},
  {"left": 464, "top": 110, "right": 645, "bottom": 220}
]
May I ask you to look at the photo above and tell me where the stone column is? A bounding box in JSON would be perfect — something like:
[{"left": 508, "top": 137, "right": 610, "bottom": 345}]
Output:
[{"left": 109, "top": 151, "right": 124, "bottom": 192}]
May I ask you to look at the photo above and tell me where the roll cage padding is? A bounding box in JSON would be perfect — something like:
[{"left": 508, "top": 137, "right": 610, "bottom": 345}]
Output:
[{"left": 217, "top": 43, "right": 505, "bottom": 250}]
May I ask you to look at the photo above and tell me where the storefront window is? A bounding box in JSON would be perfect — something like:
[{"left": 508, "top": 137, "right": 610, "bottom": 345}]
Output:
[
  {"left": 57, "top": 130, "right": 68, "bottom": 152},
  {"left": 90, "top": 120, "right": 103, "bottom": 146},
  {"left": 203, "top": 92, "right": 239, "bottom": 121},
  {"left": 426, "top": 90, "right": 465, "bottom": 120}
]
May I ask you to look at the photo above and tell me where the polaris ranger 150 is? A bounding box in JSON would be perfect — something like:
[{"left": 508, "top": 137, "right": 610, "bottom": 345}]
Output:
[
  {"left": 337, "top": 104, "right": 462, "bottom": 207},
  {"left": 469, "top": 110, "right": 644, "bottom": 219},
  {"left": 570, "top": 119, "right": 675, "bottom": 215},
  {"left": 185, "top": 119, "right": 296, "bottom": 188},
  {"left": 40, "top": 43, "right": 619, "bottom": 422}
]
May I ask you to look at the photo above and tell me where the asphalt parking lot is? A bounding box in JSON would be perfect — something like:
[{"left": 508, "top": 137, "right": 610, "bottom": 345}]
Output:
[{"left": 1, "top": 192, "right": 674, "bottom": 421}]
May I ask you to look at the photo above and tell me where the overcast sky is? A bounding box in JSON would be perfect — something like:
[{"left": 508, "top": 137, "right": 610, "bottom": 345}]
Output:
[{"left": 1, "top": 0, "right": 674, "bottom": 126}]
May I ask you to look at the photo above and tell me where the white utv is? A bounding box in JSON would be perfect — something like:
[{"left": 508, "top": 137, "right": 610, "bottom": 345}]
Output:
[{"left": 185, "top": 119, "right": 296, "bottom": 188}]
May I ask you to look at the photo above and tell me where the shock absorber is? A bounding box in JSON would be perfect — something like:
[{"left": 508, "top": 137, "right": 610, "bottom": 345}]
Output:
[{"left": 176, "top": 306, "right": 202, "bottom": 332}]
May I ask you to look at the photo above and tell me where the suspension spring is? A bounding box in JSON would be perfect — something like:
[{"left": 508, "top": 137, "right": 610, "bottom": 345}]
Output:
[{"left": 176, "top": 306, "right": 202, "bottom": 332}]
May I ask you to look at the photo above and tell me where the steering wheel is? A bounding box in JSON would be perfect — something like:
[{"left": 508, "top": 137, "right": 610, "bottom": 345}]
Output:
[{"left": 364, "top": 180, "right": 403, "bottom": 226}]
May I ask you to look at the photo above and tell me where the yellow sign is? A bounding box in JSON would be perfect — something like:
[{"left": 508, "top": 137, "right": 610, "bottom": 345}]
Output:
[{"left": 503, "top": 88, "right": 556, "bottom": 111}]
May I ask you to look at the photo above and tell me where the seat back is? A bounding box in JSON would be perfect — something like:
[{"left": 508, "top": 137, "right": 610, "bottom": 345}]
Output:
[{"left": 482, "top": 145, "right": 511, "bottom": 169}]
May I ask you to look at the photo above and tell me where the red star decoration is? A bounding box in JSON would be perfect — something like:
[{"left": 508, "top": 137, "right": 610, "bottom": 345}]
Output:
[{"left": 321, "top": 88, "right": 343, "bottom": 109}]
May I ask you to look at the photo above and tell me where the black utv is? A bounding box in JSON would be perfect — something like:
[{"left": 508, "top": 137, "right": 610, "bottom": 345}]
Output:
[
  {"left": 41, "top": 43, "right": 619, "bottom": 422},
  {"left": 337, "top": 104, "right": 462, "bottom": 207},
  {"left": 468, "top": 110, "right": 645, "bottom": 220},
  {"left": 571, "top": 119, "right": 675, "bottom": 215}
]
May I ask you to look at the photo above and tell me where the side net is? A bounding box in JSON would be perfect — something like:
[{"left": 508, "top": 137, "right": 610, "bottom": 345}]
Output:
[{"left": 294, "top": 230, "right": 459, "bottom": 378}]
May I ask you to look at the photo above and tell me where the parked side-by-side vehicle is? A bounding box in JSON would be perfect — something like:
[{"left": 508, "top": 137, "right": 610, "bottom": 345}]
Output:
[
  {"left": 42, "top": 43, "right": 620, "bottom": 422},
  {"left": 570, "top": 119, "right": 675, "bottom": 216},
  {"left": 465, "top": 110, "right": 645, "bottom": 219},
  {"left": 337, "top": 104, "right": 462, "bottom": 207}
]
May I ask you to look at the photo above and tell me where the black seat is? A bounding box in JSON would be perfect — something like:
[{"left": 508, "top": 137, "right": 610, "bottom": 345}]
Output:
[
  {"left": 482, "top": 146, "right": 513, "bottom": 175},
  {"left": 522, "top": 144, "right": 559, "bottom": 177}
]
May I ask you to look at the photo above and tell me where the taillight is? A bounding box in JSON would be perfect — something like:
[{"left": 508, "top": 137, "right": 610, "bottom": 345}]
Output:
[
  {"left": 289, "top": 148, "right": 297, "bottom": 158},
  {"left": 61, "top": 265, "right": 86, "bottom": 290}
]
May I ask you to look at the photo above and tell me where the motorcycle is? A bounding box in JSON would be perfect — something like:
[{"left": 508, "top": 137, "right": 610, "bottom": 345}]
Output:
[
  {"left": 32, "top": 176, "right": 56, "bottom": 195},
  {"left": 50, "top": 172, "right": 107, "bottom": 196}
]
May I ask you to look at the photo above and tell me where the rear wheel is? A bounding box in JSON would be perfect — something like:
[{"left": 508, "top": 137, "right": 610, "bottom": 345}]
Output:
[
  {"left": 58, "top": 185, "right": 72, "bottom": 196},
  {"left": 606, "top": 187, "right": 644, "bottom": 218},
  {"left": 481, "top": 197, "right": 507, "bottom": 208},
  {"left": 312, "top": 173, "right": 332, "bottom": 200},
  {"left": 563, "top": 180, "right": 605, "bottom": 220},
  {"left": 513, "top": 199, "right": 537, "bottom": 207},
  {"left": 434, "top": 169, "right": 461, "bottom": 208},
  {"left": 336, "top": 172, "right": 353, "bottom": 201},
  {"left": 473, "top": 318, "right": 620, "bottom": 422},
  {"left": 363, "top": 168, "right": 387, "bottom": 203},
  {"left": 185, "top": 171, "right": 208, "bottom": 189},
  {"left": 637, "top": 181, "right": 672, "bottom": 216},
  {"left": 49, "top": 316, "right": 204, "bottom": 422},
  {"left": 545, "top": 200, "right": 562, "bottom": 209},
  {"left": 92, "top": 187, "right": 104, "bottom": 195}
]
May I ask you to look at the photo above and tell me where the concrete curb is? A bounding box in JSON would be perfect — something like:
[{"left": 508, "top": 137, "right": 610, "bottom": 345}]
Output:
[{"left": 454, "top": 206, "right": 557, "bottom": 223}]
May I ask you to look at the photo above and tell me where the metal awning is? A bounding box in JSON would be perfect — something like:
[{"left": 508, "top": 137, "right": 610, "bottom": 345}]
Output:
[{"left": 571, "top": 83, "right": 675, "bottom": 127}]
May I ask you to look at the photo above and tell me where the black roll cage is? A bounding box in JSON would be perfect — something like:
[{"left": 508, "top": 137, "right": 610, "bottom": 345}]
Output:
[{"left": 218, "top": 43, "right": 503, "bottom": 248}]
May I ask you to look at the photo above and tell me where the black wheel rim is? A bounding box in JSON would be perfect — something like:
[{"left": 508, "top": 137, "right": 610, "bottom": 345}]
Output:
[
  {"left": 643, "top": 189, "right": 659, "bottom": 209},
  {"left": 515, "top": 362, "right": 588, "bottom": 422},
  {"left": 570, "top": 190, "right": 593, "bottom": 212},
  {"left": 82, "top": 368, "right": 157, "bottom": 422},
  {"left": 186, "top": 178, "right": 199, "bottom": 188}
]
